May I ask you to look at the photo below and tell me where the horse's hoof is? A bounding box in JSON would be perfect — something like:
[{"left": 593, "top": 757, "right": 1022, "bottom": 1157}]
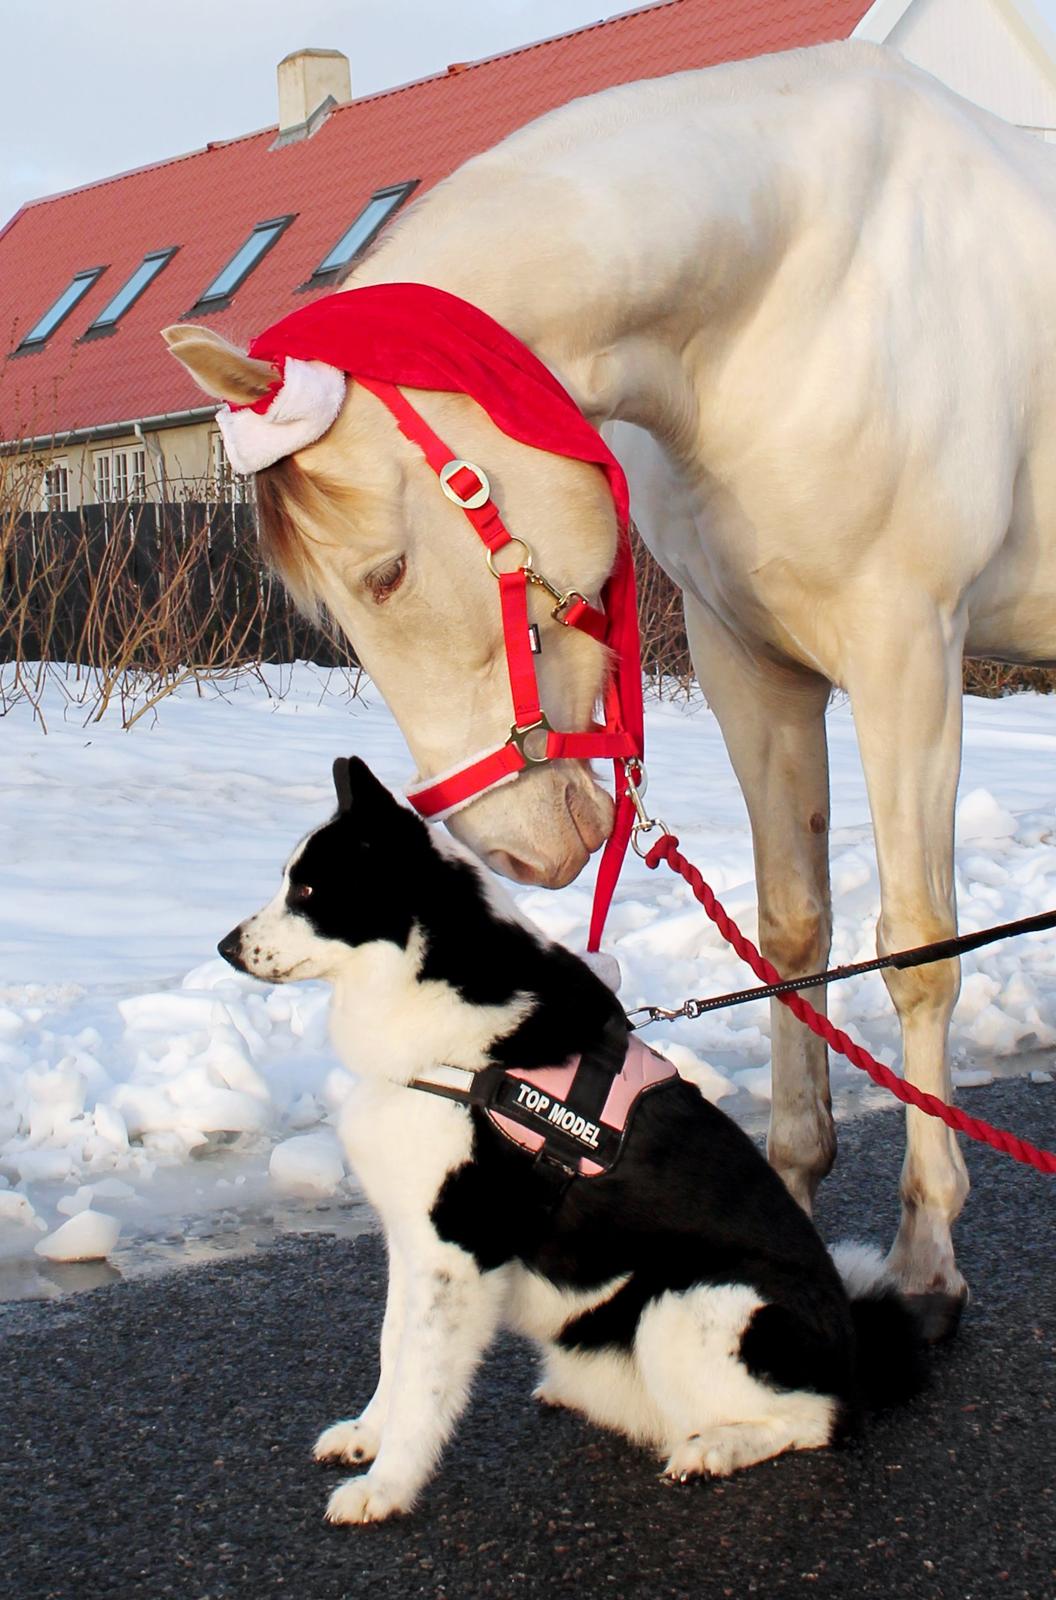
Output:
[{"left": 905, "top": 1287, "right": 969, "bottom": 1343}]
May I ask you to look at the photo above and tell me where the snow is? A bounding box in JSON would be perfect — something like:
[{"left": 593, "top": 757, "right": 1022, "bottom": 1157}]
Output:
[
  {"left": 0, "top": 664, "right": 1054, "bottom": 1263},
  {"left": 268, "top": 1131, "right": 346, "bottom": 1197},
  {"left": 34, "top": 1210, "right": 121, "bottom": 1262}
]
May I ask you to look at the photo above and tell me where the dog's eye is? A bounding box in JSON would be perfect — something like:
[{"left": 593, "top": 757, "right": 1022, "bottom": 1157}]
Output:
[
  {"left": 289, "top": 883, "right": 314, "bottom": 905},
  {"left": 364, "top": 555, "right": 406, "bottom": 604}
]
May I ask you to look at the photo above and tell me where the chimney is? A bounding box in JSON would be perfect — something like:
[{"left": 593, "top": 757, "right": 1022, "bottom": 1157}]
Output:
[{"left": 276, "top": 48, "right": 351, "bottom": 139}]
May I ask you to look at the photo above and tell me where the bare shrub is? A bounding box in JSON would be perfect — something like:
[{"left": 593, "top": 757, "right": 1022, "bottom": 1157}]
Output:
[
  {"left": 0, "top": 482, "right": 360, "bottom": 729},
  {"left": 632, "top": 525, "right": 694, "bottom": 694}
]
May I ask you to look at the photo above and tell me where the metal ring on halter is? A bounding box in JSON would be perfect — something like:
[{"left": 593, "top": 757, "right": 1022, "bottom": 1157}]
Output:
[
  {"left": 439, "top": 458, "right": 491, "bottom": 510},
  {"left": 486, "top": 538, "right": 534, "bottom": 578},
  {"left": 508, "top": 713, "right": 552, "bottom": 763}
]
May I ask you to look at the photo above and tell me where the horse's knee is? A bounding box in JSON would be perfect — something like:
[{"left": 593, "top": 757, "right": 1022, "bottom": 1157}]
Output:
[
  {"left": 758, "top": 897, "right": 830, "bottom": 979},
  {"left": 876, "top": 901, "right": 959, "bottom": 1017}
]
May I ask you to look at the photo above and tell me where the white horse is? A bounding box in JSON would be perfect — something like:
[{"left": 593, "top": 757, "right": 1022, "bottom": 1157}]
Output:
[{"left": 166, "top": 41, "right": 1056, "bottom": 1335}]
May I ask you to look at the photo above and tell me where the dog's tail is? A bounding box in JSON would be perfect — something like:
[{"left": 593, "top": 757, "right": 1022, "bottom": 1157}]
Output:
[{"left": 831, "top": 1242, "right": 927, "bottom": 1409}]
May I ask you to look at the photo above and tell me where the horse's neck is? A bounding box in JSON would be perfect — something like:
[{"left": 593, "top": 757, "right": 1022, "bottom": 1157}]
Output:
[{"left": 350, "top": 68, "right": 813, "bottom": 449}]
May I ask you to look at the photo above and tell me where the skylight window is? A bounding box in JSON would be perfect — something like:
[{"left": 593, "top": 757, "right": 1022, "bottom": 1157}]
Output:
[
  {"left": 86, "top": 249, "right": 177, "bottom": 332},
  {"left": 309, "top": 183, "right": 418, "bottom": 283},
  {"left": 18, "top": 268, "right": 104, "bottom": 349},
  {"left": 191, "top": 216, "right": 296, "bottom": 311}
]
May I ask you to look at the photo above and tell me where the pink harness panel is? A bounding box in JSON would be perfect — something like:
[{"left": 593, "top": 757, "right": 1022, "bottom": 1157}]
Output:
[{"left": 486, "top": 1034, "right": 677, "bottom": 1176}]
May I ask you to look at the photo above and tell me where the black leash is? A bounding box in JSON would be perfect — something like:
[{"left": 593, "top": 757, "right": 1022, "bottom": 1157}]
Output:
[{"left": 627, "top": 905, "right": 1056, "bottom": 1028}]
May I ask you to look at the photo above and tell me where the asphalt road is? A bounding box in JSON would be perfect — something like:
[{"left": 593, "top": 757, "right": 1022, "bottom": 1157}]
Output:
[{"left": 2, "top": 1081, "right": 1054, "bottom": 1600}]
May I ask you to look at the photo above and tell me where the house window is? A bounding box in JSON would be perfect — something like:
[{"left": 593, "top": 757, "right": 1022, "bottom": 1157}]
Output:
[
  {"left": 94, "top": 447, "right": 147, "bottom": 503},
  {"left": 212, "top": 432, "right": 247, "bottom": 503},
  {"left": 18, "top": 268, "right": 105, "bottom": 350},
  {"left": 190, "top": 216, "right": 296, "bottom": 312},
  {"left": 308, "top": 183, "right": 417, "bottom": 284},
  {"left": 43, "top": 459, "right": 70, "bottom": 511},
  {"left": 86, "top": 249, "right": 177, "bottom": 332}
]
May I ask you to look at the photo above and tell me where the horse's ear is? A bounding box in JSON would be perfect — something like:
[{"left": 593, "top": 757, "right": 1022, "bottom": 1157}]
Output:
[{"left": 162, "top": 325, "right": 278, "bottom": 405}]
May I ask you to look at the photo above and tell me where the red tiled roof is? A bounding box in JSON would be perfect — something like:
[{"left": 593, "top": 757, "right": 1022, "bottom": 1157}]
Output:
[{"left": 0, "top": 0, "right": 871, "bottom": 442}]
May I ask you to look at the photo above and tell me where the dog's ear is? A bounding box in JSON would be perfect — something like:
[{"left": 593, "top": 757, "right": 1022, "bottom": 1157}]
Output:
[
  {"left": 332, "top": 756, "right": 399, "bottom": 816},
  {"left": 332, "top": 758, "right": 354, "bottom": 814}
]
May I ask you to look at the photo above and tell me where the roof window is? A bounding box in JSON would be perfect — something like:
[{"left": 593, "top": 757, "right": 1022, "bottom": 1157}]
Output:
[
  {"left": 189, "top": 216, "right": 296, "bottom": 312},
  {"left": 307, "top": 183, "right": 418, "bottom": 284},
  {"left": 85, "top": 249, "right": 178, "bottom": 334},
  {"left": 18, "top": 268, "right": 105, "bottom": 350}
]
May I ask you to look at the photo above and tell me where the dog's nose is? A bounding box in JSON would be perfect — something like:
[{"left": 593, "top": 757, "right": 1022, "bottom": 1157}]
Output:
[{"left": 217, "top": 927, "right": 247, "bottom": 971}]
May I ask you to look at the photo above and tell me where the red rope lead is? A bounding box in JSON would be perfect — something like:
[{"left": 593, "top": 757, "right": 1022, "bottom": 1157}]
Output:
[{"left": 644, "top": 833, "right": 1056, "bottom": 1176}]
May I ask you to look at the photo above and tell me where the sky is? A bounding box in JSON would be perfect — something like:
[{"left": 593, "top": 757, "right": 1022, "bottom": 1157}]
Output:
[
  {"left": 1, "top": 0, "right": 644, "bottom": 231},
  {"left": 4, "top": 0, "right": 1056, "bottom": 233}
]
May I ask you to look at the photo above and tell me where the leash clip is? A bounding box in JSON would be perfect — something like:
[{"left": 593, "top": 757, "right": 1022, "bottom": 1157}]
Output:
[{"left": 624, "top": 758, "right": 669, "bottom": 857}]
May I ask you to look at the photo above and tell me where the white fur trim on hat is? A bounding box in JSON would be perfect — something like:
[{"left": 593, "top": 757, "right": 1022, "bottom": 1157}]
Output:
[{"left": 216, "top": 359, "right": 347, "bottom": 474}]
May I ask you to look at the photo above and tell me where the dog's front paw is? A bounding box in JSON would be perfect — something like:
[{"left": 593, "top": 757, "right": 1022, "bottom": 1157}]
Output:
[
  {"left": 662, "top": 1432, "right": 728, "bottom": 1483},
  {"left": 313, "top": 1416, "right": 381, "bottom": 1466},
  {"left": 325, "top": 1472, "right": 412, "bottom": 1526},
  {"left": 531, "top": 1382, "right": 566, "bottom": 1410}
]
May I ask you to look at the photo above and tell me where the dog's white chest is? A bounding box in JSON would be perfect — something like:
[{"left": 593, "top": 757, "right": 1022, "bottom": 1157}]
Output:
[{"left": 337, "top": 1078, "right": 473, "bottom": 1224}]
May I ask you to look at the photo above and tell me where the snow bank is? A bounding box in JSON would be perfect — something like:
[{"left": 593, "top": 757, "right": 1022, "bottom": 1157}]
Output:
[{"left": 0, "top": 665, "right": 1053, "bottom": 1254}]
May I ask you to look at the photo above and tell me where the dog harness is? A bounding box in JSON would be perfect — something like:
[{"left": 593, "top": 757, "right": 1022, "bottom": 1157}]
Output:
[{"left": 409, "top": 1020, "right": 678, "bottom": 1181}]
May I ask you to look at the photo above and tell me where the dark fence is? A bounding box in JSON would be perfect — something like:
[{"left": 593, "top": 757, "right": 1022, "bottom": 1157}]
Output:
[
  {"left": 0, "top": 501, "right": 355, "bottom": 669},
  {"left": 1, "top": 500, "right": 1043, "bottom": 700}
]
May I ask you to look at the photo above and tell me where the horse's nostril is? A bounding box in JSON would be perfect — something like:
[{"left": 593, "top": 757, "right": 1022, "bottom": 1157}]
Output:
[{"left": 487, "top": 849, "right": 538, "bottom": 884}]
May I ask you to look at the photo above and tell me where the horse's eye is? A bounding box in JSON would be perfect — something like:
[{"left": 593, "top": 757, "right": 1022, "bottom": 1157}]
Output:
[
  {"left": 365, "top": 554, "right": 406, "bottom": 603},
  {"left": 289, "top": 883, "right": 314, "bottom": 905}
]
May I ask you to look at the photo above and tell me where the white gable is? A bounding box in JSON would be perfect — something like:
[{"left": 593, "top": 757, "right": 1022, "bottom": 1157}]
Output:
[{"left": 854, "top": 0, "right": 1056, "bottom": 135}]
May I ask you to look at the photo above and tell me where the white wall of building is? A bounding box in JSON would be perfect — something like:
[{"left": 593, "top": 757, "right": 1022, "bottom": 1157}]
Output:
[{"left": 855, "top": 0, "right": 1056, "bottom": 135}]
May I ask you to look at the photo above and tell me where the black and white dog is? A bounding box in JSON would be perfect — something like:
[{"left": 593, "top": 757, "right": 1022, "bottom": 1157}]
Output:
[{"left": 219, "top": 758, "right": 921, "bottom": 1526}]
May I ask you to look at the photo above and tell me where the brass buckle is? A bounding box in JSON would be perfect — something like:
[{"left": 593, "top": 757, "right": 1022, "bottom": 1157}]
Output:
[
  {"left": 508, "top": 713, "right": 552, "bottom": 764},
  {"left": 439, "top": 458, "right": 491, "bottom": 510},
  {"left": 526, "top": 567, "right": 589, "bottom": 625},
  {"left": 550, "top": 588, "right": 589, "bottom": 625}
]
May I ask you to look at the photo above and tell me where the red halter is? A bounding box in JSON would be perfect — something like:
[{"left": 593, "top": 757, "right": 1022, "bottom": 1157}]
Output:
[
  {"left": 354, "top": 376, "right": 643, "bottom": 952},
  {"left": 238, "top": 284, "right": 645, "bottom": 949}
]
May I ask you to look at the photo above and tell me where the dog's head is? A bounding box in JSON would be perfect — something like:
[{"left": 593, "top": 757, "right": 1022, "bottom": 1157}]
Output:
[{"left": 218, "top": 757, "right": 448, "bottom": 984}]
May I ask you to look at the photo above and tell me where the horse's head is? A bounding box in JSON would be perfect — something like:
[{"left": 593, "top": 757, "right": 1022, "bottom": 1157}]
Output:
[{"left": 164, "top": 325, "right": 617, "bottom": 887}]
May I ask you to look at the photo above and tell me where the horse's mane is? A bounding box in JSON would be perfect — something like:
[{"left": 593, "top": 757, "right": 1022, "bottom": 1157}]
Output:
[{"left": 255, "top": 457, "right": 348, "bottom": 617}]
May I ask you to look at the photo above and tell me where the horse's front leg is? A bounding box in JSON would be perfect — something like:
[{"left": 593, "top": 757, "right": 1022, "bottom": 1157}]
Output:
[
  {"left": 844, "top": 600, "right": 970, "bottom": 1338},
  {"left": 684, "top": 596, "right": 835, "bottom": 1210}
]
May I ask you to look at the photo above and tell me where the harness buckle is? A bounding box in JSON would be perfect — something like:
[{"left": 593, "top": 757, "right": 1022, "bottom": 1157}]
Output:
[
  {"left": 439, "top": 458, "right": 491, "bottom": 510},
  {"left": 508, "top": 713, "right": 552, "bottom": 764}
]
